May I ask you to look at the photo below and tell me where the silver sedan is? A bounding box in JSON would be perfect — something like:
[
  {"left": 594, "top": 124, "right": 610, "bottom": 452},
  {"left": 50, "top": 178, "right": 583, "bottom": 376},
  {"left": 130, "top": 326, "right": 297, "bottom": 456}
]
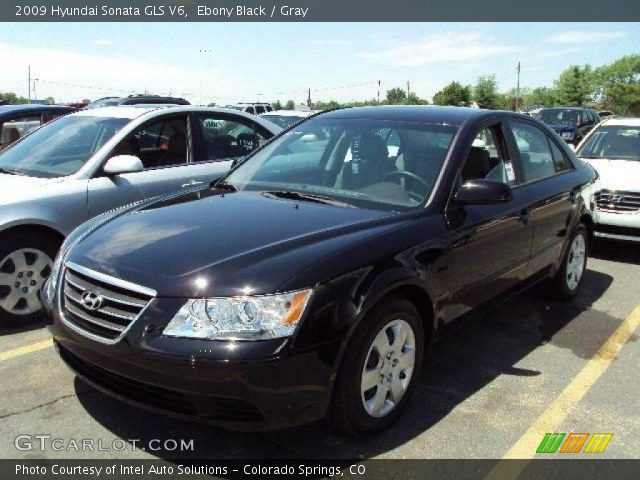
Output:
[{"left": 0, "top": 105, "right": 281, "bottom": 325}]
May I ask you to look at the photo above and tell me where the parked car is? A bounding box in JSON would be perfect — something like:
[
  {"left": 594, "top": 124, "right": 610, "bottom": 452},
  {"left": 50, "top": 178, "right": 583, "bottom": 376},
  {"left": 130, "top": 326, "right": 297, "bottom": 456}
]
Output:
[
  {"left": 44, "top": 106, "right": 595, "bottom": 434},
  {"left": 85, "top": 95, "right": 190, "bottom": 109},
  {"left": 0, "top": 106, "right": 281, "bottom": 325},
  {"left": 259, "top": 109, "right": 318, "bottom": 129},
  {"left": 535, "top": 107, "right": 600, "bottom": 146},
  {"left": 576, "top": 117, "right": 640, "bottom": 242},
  {"left": 598, "top": 110, "right": 615, "bottom": 120},
  {"left": 0, "top": 104, "right": 76, "bottom": 151},
  {"left": 225, "top": 103, "right": 273, "bottom": 115}
]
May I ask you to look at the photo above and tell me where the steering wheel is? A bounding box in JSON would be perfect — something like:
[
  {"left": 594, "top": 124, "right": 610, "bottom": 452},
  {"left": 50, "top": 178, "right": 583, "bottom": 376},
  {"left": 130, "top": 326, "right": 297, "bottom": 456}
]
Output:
[{"left": 383, "top": 170, "right": 431, "bottom": 201}]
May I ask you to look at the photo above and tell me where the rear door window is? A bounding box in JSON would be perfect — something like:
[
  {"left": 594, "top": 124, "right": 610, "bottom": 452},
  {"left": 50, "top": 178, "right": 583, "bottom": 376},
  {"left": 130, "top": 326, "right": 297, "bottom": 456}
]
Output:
[
  {"left": 510, "top": 121, "right": 562, "bottom": 182},
  {"left": 197, "top": 113, "right": 268, "bottom": 161}
]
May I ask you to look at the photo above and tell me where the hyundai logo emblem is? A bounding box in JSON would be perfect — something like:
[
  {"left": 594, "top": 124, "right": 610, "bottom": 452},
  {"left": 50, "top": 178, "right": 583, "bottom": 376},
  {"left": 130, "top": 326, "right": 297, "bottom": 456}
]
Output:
[
  {"left": 609, "top": 195, "right": 625, "bottom": 203},
  {"left": 80, "top": 291, "right": 103, "bottom": 311}
]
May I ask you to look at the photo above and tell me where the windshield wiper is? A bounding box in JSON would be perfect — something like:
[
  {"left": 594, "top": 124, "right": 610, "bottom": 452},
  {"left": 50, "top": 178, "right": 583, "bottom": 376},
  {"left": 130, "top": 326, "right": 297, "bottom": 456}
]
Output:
[
  {"left": 262, "top": 190, "right": 353, "bottom": 207},
  {"left": 0, "top": 167, "right": 25, "bottom": 176},
  {"left": 214, "top": 181, "right": 238, "bottom": 192},
  {"left": 579, "top": 155, "right": 604, "bottom": 159}
]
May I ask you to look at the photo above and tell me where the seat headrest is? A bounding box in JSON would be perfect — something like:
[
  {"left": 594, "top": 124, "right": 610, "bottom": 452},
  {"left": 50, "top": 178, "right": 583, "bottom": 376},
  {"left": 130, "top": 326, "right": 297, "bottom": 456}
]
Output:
[
  {"left": 167, "top": 133, "right": 186, "bottom": 155},
  {"left": 236, "top": 132, "right": 259, "bottom": 153},
  {"left": 461, "top": 147, "right": 491, "bottom": 182},
  {"left": 358, "top": 134, "right": 388, "bottom": 165},
  {"left": 6, "top": 127, "right": 20, "bottom": 144}
]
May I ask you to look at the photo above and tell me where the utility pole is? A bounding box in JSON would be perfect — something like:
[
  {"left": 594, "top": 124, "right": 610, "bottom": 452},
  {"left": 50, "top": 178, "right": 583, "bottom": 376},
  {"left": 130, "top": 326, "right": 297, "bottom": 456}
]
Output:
[
  {"left": 28, "top": 65, "right": 31, "bottom": 104},
  {"left": 406, "top": 81, "right": 410, "bottom": 98},
  {"left": 377, "top": 80, "right": 380, "bottom": 104},
  {"left": 307, "top": 88, "right": 311, "bottom": 107},
  {"left": 515, "top": 61, "right": 521, "bottom": 111}
]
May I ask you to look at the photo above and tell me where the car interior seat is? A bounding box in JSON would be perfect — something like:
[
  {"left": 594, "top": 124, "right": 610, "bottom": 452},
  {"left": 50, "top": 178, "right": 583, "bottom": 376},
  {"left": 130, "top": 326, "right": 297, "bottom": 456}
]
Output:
[
  {"left": 461, "top": 147, "right": 491, "bottom": 182},
  {"left": 605, "top": 134, "right": 639, "bottom": 157},
  {"left": 158, "top": 132, "right": 186, "bottom": 166}
]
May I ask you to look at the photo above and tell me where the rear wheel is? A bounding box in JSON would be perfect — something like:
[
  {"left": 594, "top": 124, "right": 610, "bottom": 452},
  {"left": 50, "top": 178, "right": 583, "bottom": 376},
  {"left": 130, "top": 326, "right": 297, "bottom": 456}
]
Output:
[
  {"left": 549, "top": 223, "right": 588, "bottom": 301},
  {"left": 329, "top": 297, "right": 424, "bottom": 435},
  {"left": 0, "top": 232, "right": 59, "bottom": 326}
]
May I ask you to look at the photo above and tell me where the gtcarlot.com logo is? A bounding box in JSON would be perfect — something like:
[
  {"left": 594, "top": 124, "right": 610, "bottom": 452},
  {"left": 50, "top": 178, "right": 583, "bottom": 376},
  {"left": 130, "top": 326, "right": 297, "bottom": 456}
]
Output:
[
  {"left": 537, "top": 432, "right": 613, "bottom": 454},
  {"left": 15, "top": 435, "right": 194, "bottom": 452}
]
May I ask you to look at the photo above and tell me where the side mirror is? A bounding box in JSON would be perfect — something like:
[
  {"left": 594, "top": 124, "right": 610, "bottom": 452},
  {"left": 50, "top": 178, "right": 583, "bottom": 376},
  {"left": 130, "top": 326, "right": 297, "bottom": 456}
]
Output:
[
  {"left": 103, "top": 155, "right": 144, "bottom": 175},
  {"left": 454, "top": 179, "right": 513, "bottom": 205}
]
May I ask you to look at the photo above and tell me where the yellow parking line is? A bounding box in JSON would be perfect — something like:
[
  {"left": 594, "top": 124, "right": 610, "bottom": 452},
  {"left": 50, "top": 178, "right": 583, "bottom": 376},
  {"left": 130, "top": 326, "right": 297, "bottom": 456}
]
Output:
[
  {"left": 486, "top": 305, "right": 640, "bottom": 478},
  {"left": 0, "top": 338, "right": 53, "bottom": 362}
]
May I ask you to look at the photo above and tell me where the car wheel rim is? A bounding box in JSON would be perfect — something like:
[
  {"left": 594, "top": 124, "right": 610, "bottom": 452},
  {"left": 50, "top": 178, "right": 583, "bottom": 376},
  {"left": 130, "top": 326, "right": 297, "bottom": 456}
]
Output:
[
  {"left": 361, "top": 319, "right": 416, "bottom": 418},
  {"left": 0, "top": 248, "right": 53, "bottom": 316},
  {"left": 566, "top": 233, "right": 586, "bottom": 291}
]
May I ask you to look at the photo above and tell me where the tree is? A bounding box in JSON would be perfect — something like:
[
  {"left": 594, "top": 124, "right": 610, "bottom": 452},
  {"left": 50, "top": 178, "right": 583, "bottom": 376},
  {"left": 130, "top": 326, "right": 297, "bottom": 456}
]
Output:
[
  {"left": 473, "top": 75, "right": 499, "bottom": 109},
  {"left": 272, "top": 100, "right": 283, "bottom": 110},
  {"left": 554, "top": 65, "right": 594, "bottom": 106},
  {"left": 405, "top": 92, "right": 429, "bottom": 105},
  {"left": 207, "top": 102, "right": 217, "bottom": 107},
  {"left": 432, "top": 82, "right": 472, "bottom": 107},
  {"left": 82, "top": 98, "right": 91, "bottom": 104},
  {"left": 385, "top": 87, "right": 407, "bottom": 104},
  {"left": 284, "top": 100, "right": 295, "bottom": 110},
  {"left": 593, "top": 55, "right": 640, "bottom": 114},
  {"left": 44, "top": 96, "right": 56, "bottom": 105},
  {"left": 0, "top": 92, "right": 29, "bottom": 104},
  {"left": 527, "top": 87, "right": 557, "bottom": 107}
]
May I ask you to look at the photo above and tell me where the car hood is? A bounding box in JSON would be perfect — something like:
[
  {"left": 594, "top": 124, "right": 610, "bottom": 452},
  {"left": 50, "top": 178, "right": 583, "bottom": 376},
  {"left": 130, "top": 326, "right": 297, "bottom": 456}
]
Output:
[
  {"left": 0, "top": 173, "right": 67, "bottom": 205},
  {"left": 581, "top": 158, "right": 640, "bottom": 191},
  {"left": 67, "top": 189, "right": 410, "bottom": 297}
]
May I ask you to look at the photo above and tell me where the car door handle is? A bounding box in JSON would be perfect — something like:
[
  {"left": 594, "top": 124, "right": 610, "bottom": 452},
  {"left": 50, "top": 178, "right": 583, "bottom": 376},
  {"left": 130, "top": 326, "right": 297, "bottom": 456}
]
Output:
[
  {"left": 181, "top": 180, "right": 204, "bottom": 188},
  {"left": 518, "top": 209, "right": 530, "bottom": 224}
]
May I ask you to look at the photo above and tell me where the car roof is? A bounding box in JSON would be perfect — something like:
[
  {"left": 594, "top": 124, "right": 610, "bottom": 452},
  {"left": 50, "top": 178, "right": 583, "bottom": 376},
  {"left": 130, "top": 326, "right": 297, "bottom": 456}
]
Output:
[
  {"left": 72, "top": 106, "right": 159, "bottom": 119},
  {"left": 601, "top": 117, "right": 640, "bottom": 127},
  {"left": 539, "top": 106, "right": 593, "bottom": 111},
  {"left": 260, "top": 110, "right": 316, "bottom": 117},
  {"left": 0, "top": 104, "right": 75, "bottom": 114},
  {"left": 316, "top": 105, "right": 502, "bottom": 126}
]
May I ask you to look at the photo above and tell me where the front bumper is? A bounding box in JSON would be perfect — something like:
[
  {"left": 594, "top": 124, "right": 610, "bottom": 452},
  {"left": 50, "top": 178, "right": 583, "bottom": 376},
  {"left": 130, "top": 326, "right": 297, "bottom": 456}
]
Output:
[
  {"left": 45, "top": 297, "right": 338, "bottom": 431},
  {"left": 594, "top": 210, "right": 640, "bottom": 242}
]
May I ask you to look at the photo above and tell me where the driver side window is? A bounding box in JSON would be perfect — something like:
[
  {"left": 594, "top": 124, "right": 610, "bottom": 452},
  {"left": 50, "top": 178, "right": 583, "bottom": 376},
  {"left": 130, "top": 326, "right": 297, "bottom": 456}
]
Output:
[
  {"left": 461, "top": 125, "right": 516, "bottom": 185},
  {"left": 198, "top": 114, "right": 267, "bottom": 161}
]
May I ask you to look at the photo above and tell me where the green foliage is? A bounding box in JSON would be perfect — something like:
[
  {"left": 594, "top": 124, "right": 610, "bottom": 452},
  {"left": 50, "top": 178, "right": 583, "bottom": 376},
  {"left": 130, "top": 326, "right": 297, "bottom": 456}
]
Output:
[
  {"left": 526, "top": 87, "right": 558, "bottom": 107},
  {"left": 43, "top": 96, "right": 56, "bottom": 105},
  {"left": 207, "top": 102, "right": 217, "bottom": 107},
  {"left": 271, "top": 100, "right": 283, "bottom": 110},
  {"left": 433, "top": 81, "right": 472, "bottom": 107},
  {"left": 284, "top": 100, "right": 296, "bottom": 110},
  {"left": 473, "top": 75, "right": 499, "bottom": 109},
  {"left": 554, "top": 65, "right": 594, "bottom": 106},
  {"left": 0, "top": 92, "right": 29, "bottom": 104},
  {"left": 385, "top": 87, "right": 407, "bottom": 104},
  {"left": 593, "top": 54, "right": 640, "bottom": 115}
]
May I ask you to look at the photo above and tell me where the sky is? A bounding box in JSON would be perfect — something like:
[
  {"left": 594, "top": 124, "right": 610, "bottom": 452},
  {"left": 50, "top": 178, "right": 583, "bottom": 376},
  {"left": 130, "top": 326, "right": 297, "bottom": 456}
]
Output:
[{"left": 0, "top": 22, "right": 638, "bottom": 105}]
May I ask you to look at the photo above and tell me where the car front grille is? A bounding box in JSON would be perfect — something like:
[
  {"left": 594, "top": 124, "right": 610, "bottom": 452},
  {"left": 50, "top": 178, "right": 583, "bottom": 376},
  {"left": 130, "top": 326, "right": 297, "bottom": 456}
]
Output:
[
  {"left": 61, "top": 263, "right": 155, "bottom": 343},
  {"left": 594, "top": 190, "right": 640, "bottom": 213}
]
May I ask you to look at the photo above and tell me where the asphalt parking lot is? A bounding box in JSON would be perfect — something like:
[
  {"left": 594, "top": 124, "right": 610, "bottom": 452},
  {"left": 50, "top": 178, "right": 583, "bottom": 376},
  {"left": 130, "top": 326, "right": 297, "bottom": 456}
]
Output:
[{"left": 0, "top": 239, "right": 638, "bottom": 461}]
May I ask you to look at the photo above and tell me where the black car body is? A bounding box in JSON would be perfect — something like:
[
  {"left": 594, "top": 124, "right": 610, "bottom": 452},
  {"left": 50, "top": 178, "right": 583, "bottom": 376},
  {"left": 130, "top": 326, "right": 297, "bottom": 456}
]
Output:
[
  {"left": 0, "top": 104, "right": 76, "bottom": 150},
  {"left": 45, "top": 106, "right": 596, "bottom": 433},
  {"left": 536, "top": 107, "right": 600, "bottom": 146}
]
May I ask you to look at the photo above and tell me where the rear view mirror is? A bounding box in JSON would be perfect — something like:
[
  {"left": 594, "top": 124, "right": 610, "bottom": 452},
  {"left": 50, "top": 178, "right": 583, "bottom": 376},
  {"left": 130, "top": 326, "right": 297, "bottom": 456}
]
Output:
[
  {"left": 103, "top": 155, "right": 144, "bottom": 175},
  {"left": 454, "top": 179, "right": 513, "bottom": 205}
]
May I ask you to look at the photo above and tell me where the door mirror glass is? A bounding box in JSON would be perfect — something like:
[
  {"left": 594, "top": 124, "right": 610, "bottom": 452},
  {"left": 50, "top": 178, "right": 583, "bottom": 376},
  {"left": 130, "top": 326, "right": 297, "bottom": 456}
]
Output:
[
  {"left": 454, "top": 179, "right": 513, "bottom": 205},
  {"left": 103, "top": 155, "right": 144, "bottom": 175}
]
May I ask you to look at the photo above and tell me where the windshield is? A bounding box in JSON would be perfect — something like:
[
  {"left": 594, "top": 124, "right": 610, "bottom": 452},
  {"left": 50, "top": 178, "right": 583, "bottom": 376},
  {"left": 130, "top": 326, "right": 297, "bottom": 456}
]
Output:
[
  {"left": 260, "top": 114, "right": 306, "bottom": 129},
  {"left": 86, "top": 98, "right": 122, "bottom": 109},
  {"left": 577, "top": 125, "right": 640, "bottom": 161},
  {"left": 538, "top": 109, "right": 580, "bottom": 126},
  {"left": 0, "top": 115, "right": 130, "bottom": 177},
  {"left": 220, "top": 117, "right": 458, "bottom": 211}
]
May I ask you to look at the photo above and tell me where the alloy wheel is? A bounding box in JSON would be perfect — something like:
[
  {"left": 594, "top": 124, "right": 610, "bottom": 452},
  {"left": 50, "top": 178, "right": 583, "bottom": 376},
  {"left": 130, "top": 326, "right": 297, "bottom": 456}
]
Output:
[
  {"left": 566, "top": 233, "right": 586, "bottom": 291},
  {"left": 0, "top": 248, "right": 53, "bottom": 316},
  {"left": 361, "top": 319, "right": 416, "bottom": 418}
]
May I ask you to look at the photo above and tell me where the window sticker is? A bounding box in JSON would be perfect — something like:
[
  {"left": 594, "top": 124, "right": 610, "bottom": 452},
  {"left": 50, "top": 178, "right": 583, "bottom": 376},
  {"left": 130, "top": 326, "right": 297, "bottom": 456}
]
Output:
[{"left": 504, "top": 162, "right": 515, "bottom": 182}]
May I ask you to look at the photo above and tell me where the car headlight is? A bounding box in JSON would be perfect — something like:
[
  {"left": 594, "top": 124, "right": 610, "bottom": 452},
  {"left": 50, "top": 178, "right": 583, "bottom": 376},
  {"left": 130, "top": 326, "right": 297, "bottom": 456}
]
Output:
[
  {"left": 163, "top": 289, "right": 313, "bottom": 340},
  {"left": 562, "top": 131, "right": 574, "bottom": 140}
]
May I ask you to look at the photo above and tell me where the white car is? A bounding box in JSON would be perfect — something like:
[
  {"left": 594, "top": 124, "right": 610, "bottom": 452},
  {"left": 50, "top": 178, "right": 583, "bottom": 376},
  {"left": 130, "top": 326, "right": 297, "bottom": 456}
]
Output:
[
  {"left": 259, "top": 109, "right": 318, "bottom": 129},
  {"left": 576, "top": 117, "right": 640, "bottom": 242}
]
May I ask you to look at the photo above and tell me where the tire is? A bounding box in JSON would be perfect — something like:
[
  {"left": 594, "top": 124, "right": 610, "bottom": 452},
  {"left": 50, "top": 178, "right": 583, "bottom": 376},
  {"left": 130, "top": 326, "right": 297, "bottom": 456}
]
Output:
[
  {"left": 329, "top": 297, "right": 425, "bottom": 435},
  {"left": 0, "top": 231, "right": 60, "bottom": 326},
  {"left": 549, "top": 223, "right": 588, "bottom": 301}
]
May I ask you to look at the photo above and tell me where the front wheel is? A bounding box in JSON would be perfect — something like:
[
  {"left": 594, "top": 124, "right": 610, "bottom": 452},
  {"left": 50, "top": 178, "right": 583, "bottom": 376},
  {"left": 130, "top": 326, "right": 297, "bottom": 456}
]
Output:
[
  {"left": 0, "top": 232, "right": 59, "bottom": 326},
  {"left": 329, "top": 297, "right": 424, "bottom": 435},
  {"left": 549, "top": 223, "right": 588, "bottom": 301}
]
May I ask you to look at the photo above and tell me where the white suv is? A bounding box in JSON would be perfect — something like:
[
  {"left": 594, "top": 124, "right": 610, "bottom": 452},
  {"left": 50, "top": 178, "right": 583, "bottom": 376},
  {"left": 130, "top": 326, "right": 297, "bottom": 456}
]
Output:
[
  {"left": 576, "top": 117, "right": 640, "bottom": 242},
  {"left": 225, "top": 103, "right": 273, "bottom": 115}
]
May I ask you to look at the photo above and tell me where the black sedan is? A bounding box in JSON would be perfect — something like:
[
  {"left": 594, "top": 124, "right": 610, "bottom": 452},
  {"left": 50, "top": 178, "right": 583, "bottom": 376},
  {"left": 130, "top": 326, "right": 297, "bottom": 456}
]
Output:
[{"left": 44, "top": 106, "right": 596, "bottom": 434}]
